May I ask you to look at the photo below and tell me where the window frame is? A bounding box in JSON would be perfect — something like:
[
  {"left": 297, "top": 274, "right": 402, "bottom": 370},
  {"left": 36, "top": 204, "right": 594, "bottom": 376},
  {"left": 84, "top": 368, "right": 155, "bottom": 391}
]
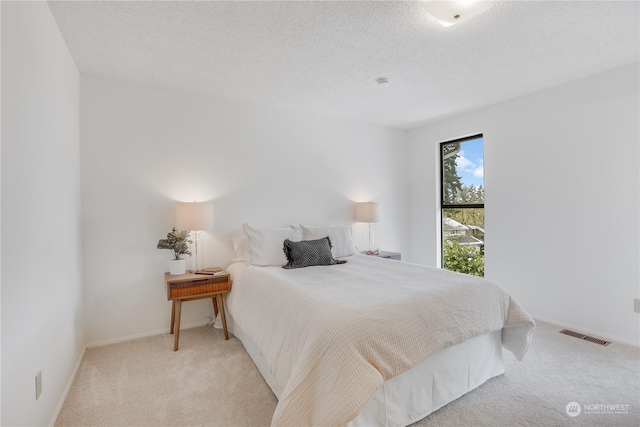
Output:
[{"left": 439, "top": 134, "right": 485, "bottom": 268}]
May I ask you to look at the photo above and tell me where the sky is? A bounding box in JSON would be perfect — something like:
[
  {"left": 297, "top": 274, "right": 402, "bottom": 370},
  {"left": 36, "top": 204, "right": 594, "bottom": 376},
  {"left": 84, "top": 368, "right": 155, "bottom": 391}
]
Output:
[{"left": 455, "top": 137, "right": 484, "bottom": 188}]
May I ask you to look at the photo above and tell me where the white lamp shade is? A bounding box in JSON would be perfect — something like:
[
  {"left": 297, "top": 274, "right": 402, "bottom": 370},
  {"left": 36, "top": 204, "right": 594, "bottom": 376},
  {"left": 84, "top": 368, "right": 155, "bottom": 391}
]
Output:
[
  {"left": 354, "top": 202, "right": 380, "bottom": 223},
  {"left": 176, "top": 202, "right": 213, "bottom": 231}
]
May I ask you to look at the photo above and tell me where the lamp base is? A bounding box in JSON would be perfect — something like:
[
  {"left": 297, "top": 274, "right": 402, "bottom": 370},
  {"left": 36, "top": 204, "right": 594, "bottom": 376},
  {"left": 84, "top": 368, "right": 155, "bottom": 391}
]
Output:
[
  {"left": 367, "top": 225, "right": 377, "bottom": 253},
  {"left": 190, "top": 230, "right": 204, "bottom": 273}
]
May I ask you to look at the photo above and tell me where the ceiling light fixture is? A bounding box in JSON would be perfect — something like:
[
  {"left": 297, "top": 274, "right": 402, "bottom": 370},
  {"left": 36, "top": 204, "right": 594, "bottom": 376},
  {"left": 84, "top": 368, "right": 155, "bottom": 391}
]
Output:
[
  {"left": 376, "top": 77, "right": 390, "bottom": 87},
  {"left": 423, "top": 1, "right": 495, "bottom": 27}
]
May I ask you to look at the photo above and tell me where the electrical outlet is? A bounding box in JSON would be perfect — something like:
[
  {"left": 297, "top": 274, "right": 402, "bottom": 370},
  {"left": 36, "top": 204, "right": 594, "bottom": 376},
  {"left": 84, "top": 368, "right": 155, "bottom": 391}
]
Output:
[
  {"left": 635, "top": 298, "right": 640, "bottom": 314},
  {"left": 35, "top": 371, "right": 42, "bottom": 400}
]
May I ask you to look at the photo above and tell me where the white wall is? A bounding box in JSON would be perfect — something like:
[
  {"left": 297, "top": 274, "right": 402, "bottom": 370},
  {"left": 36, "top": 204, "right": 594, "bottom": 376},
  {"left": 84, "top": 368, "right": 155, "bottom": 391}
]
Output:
[
  {"left": 1, "top": 2, "right": 83, "bottom": 426},
  {"left": 408, "top": 64, "right": 640, "bottom": 346},
  {"left": 80, "top": 75, "right": 408, "bottom": 345}
]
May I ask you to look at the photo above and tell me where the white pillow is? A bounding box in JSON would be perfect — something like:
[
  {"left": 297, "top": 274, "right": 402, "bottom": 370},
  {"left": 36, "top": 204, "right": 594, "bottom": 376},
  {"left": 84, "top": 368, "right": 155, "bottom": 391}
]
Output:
[
  {"left": 300, "top": 225, "right": 357, "bottom": 258},
  {"left": 242, "top": 223, "right": 302, "bottom": 266}
]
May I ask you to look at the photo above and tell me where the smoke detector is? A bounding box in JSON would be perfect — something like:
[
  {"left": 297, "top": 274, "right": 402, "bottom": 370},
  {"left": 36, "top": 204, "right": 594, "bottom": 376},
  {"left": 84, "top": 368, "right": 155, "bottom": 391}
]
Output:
[{"left": 376, "top": 77, "right": 390, "bottom": 88}]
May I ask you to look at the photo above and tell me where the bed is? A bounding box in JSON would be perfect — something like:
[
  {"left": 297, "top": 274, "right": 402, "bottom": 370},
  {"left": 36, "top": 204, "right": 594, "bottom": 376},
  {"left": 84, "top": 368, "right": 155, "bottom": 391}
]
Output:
[{"left": 220, "top": 224, "right": 535, "bottom": 426}]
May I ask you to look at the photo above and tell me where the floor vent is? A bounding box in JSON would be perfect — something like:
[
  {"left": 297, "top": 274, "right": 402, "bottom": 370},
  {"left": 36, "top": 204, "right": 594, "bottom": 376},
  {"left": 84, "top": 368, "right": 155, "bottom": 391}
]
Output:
[{"left": 559, "top": 329, "right": 611, "bottom": 346}]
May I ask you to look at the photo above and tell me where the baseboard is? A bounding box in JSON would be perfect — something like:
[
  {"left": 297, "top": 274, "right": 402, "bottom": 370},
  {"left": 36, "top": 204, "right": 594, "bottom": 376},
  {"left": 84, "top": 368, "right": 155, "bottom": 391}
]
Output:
[
  {"left": 86, "top": 320, "right": 212, "bottom": 348},
  {"left": 50, "top": 345, "right": 87, "bottom": 426},
  {"left": 533, "top": 316, "right": 639, "bottom": 348}
]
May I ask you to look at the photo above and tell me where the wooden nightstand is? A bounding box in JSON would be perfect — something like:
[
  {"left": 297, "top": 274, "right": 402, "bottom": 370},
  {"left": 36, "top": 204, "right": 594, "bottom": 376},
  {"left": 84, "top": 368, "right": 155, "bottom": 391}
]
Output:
[
  {"left": 165, "top": 271, "right": 230, "bottom": 351},
  {"left": 370, "top": 251, "right": 401, "bottom": 261}
]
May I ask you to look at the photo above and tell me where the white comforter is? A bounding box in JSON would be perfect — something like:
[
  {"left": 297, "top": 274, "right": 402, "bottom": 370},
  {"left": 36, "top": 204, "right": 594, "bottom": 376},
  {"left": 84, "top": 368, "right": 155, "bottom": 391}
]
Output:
[{"left": 225, "top": 255, "right": 535, "bottom": 426}]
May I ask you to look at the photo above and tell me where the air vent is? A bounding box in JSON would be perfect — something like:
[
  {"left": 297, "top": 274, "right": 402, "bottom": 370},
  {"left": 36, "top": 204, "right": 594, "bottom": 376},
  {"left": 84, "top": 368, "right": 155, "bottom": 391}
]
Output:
[{"left": 560, "top": 329, "right": 611, "bottom": 346}]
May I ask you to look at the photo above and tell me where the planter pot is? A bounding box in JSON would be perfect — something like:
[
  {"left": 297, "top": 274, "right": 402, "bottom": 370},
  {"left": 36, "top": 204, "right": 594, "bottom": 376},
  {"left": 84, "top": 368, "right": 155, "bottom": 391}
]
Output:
[{"left": 169, "top": 259, "right": 187, "bottom": 275}]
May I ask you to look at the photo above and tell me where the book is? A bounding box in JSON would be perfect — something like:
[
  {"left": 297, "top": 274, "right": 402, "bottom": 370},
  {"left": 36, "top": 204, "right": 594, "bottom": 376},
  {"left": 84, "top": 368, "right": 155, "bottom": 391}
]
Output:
[{"left": 194, "top": 267, "right": 224, "bottom": 275}]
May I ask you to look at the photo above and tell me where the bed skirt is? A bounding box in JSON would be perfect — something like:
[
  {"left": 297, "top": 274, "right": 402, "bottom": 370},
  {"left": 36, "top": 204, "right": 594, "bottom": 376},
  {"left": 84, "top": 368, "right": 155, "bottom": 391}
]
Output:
[{"left": 220, "top": 312, "right": 504, "bottom": 427}]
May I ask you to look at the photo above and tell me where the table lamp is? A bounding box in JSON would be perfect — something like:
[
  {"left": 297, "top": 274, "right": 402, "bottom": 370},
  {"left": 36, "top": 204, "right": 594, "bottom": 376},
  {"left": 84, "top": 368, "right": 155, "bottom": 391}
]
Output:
[{"left": 354, "top": 202, "right": 380, "bottom": 253}]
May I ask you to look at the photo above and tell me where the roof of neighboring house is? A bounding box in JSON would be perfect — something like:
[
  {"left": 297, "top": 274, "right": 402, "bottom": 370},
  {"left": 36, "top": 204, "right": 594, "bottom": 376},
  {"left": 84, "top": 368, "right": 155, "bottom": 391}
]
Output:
[
  {"left": 468, "top": 225, "right": 485, "bottom": 233},
  {"left": 443, "top": 218, "right": 469, "bottom": 231}
]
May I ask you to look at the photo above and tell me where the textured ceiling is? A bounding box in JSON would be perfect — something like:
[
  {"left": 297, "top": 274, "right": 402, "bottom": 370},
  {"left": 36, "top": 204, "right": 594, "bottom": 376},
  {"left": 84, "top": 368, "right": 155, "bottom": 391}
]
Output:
[{"left": 48, "top": 1, "right": 639, "bottom": 129}]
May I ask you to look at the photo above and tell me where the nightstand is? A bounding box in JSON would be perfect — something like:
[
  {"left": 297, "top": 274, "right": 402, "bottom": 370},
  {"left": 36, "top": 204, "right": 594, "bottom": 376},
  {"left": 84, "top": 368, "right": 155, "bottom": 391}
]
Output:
[
  {"left": 372, "top": 251, "right": 401, "bottom": 261},
  {"left": 165, "top": 271, "right": 230, "bottom": 351}
]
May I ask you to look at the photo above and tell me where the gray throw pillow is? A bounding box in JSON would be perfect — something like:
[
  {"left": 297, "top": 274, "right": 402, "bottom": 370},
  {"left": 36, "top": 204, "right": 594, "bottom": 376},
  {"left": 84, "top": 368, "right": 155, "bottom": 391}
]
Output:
[{"left": 282, "top": 237, "right": 338, "bottom": 269}]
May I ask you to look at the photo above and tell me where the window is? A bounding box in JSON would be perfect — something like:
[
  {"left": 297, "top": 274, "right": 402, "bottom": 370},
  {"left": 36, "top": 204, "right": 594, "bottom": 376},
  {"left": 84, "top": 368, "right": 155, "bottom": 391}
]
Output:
[{"left": 440, "top": 135, "right": 484, "bottom": 276}]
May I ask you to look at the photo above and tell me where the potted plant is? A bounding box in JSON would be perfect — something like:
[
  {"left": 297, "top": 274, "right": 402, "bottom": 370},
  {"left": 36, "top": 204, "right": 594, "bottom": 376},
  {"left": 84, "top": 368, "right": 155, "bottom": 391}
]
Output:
[{"left": 157, "top": 227, "right": 192, "bottom": 275}]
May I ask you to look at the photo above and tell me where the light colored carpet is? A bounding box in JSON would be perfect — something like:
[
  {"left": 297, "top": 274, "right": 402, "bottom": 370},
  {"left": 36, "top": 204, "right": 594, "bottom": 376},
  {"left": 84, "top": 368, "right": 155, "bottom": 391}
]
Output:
[{"left": 56, "top": 320, "right": 639, "bottom": 426}]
